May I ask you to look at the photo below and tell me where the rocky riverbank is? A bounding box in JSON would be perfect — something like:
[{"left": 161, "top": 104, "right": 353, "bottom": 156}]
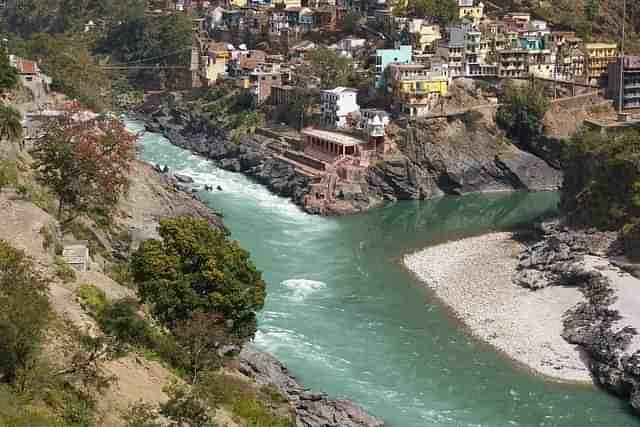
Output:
[
  {"left": 239, "top": 347, "right": 385, "bottom": 427},
  {"left": 136, "top": 89, "right": 562, "bottom": 216},
  {"left": 515, "top": 223, "right": 640, "bottom": 415},
  {"left": 404, "top": 232, "right": 592, "bottom": 382},
  {"left": 405, "top": 222, "right": 640, "bottom": 415},
  {"left": 136, "top": 155, "right": 385, "bottom": 426}
]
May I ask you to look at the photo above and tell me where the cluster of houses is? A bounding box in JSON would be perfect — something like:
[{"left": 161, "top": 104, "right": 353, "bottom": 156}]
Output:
[
  {"left": 154, "top": 0, "right": 636, "bottom": 209},
  {"left": 169, "top": 0, "right": 633, "bottom": 124}
]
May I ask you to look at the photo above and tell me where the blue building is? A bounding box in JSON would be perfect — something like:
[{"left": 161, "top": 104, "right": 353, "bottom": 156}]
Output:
[{"left": 374, "top": 45, "right": 412, "bottom": 89}]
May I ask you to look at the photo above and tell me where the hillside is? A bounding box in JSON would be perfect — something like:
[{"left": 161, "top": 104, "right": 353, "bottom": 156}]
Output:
[{"left": 491, "top": 0, "right": 640, "bottom": 53}]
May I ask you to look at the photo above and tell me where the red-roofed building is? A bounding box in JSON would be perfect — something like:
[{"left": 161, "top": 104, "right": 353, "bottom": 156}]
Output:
[{"left": 8, "top": 55, "right": 51, "bottom": 100}]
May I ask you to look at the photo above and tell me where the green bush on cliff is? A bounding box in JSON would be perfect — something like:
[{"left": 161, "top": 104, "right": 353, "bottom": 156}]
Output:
[
  {"left": 131, "top": 217, "right": 266, "bottom": 341},
  {"left": 496, "top": 82, "right": 548, "bottom": 148},
  {"left": 561, "top": 129, "right": 640, "bottom": 232}
]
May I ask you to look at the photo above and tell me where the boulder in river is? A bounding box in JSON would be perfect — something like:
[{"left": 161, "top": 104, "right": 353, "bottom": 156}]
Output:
[{"left": 174, "top": 173, "right": 195, "bottom": 184}]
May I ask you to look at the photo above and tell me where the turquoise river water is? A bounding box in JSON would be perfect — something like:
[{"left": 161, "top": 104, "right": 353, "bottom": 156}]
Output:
[{"left": 127, "top": 119, "right": 639, "bottom": 427}]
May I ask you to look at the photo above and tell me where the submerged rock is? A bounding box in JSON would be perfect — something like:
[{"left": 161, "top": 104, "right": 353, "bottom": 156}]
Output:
[
  {"left": 174, "top": 173, "right": 195, "bottom": 184},
  {"left": 239, "top": 347, "right": 385, "bottom": 427}
]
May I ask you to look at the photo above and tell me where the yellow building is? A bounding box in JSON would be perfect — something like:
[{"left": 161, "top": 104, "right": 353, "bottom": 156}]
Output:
[
  {"left": 459, "top": 1, "right": 484, "bottom": 25},
  {"left": 388, "top": 64, "right": 448, "bottom": 117},
  {"left": 230, "top": 0, "right": 247, "bottom": 7},
  {"left": 584, "top": 42, "right": 618, "bottom": 83},
  {"left": 408, "top": 20, "right": 442, "bottom": 52},
  {"left": 273, "top": 0, "right": 302, "bottom": 7}
]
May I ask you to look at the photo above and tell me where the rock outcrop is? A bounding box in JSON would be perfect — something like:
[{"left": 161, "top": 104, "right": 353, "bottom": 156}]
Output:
[
  {"left": 140, "top": 93, "right": 562, "bottom": 216},
  {"left": 514, "top": 223, "right": 618, "bottom": 290},
  {"left": 367, "top": 119, "right": 562, "bottom": 202},
  {"left": 240, "top": 347, "right": 385, "bottom": 427},
  {"left": 515, "top": 223, "right": 640, "bottom": 415}
]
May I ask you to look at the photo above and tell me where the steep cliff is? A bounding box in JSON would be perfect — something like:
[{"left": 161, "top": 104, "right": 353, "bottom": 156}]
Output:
[{"left": 367, "top": 117, "right": 563, "bottom": 202}]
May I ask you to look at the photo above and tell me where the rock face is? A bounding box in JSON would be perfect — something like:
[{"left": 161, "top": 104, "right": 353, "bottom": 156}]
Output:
[
  {"left": 239, "top": 347, "right": 385, "bottom": 427},
  {"left": 366, "top": 119, "right": 562, "bottom": 202},
  {"left": 140, "top": 95, "right": 562, "bottom": 216},
  {"left": 514, "top": 223, "right": 618, "bottom": 290},
  {"left": 515, "top": 222, "right": 640, "bottom": 415}
]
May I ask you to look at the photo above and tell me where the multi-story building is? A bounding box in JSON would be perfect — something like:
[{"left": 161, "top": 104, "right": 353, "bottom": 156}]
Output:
[
  {"left": 250, "top": 70, "right": 282, "bottom": 103},
  {"left": 554, "top": 41, "right": 584, "bottom": 82},
  {"left": 321, "top": 87, "right": 360, "bottom": 128},
  {"left": 607, "top": 56, "right": 640, "bottom": 111},
  {"left": 407, "top": 20, "right": 442, "bottom": 53},
  {"left": 503, "top": 12, "right": 530, "bottom": 33},
  {"left": 458, "top": 0, "right": 484, "bottom": 26},
  {"left": 373, "top": 45, "right": 413, "bottom": 88},
  {"left": 584, "top": 42, "right": 618, "bottom": 85},
  {"left": 386, "top": 63, "right": 448, "bottom": 117},
  {"left": 446, "top": 27, "right": 465, "bottom": 77},
  {"left": 498, "top": 48, "right": 528, "bottom": 78}
]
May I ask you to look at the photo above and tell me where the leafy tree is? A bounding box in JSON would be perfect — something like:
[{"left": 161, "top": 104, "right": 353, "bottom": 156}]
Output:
[
  {"left": 309, "top": 47, "right": 356, "bottom": 89},
  {"left": 0, "top": 240, "right": 50, "bottom": 389},
  {"left": 31, "top": 106, "right": 136, "bottom": 223},
  {"left": 19, "top": 33, "right": 111, "bottom": 111},
  {"left": 0, "top": 105, "right": 23, "bottom": 144},
  {"left": 174, "top": 311, "right": 235, "bottom": 385},
  {"left": 561, "top": 130, "right": 640, "bottom": 230},
  {"left": 131, "top": 217, "right": 266, "bottom": 340},
  {"left": 413, "top": 0, "right": 457, "bottom": 24},
  {"left": 496, "top": 82, "right": 548, "bottom": 148},
  {"left": 0, "top": 52, "right": 19, "bottom": 95}
]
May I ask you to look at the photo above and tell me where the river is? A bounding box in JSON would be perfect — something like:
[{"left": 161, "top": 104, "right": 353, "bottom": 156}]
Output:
[{"left": 127, "top": 119, "right": 639, "bottom": 427}]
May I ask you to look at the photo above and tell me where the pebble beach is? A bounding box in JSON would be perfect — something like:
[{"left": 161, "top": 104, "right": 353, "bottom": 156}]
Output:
[{"left": 404, "top": 232, "right": 593, "bottom": 383}]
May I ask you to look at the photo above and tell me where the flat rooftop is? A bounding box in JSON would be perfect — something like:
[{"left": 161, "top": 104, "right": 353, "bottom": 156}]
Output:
[{"left": 302, "top": 128, "right": 366, "bottom": 146}]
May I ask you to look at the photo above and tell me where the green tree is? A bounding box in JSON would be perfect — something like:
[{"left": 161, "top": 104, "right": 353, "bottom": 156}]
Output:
[
  {"left": 0, "top": 52, "right": 19, "bottom": 95},
  {"left": 31, "top": 107, "right": 136, "bottom": 223},
  {"left": 0, "top": 240, "right": 50, "bottom": 389},
  {"left": 0, "top": 105, "right": 23, "bottom": 144},
  {"left": 309, "top": 47, "right": 356, "bottom": 89},
  {"left": 20, "top": 33, "right": 111, "bottom": 111},
  {"left": 132, "top": 217, "right": 266, "bottom": 340},
  {"left": 413, "top": 0, "right": 457, "bottom": 24},
  {"left": 561, "top": 130, "right": 640, "bottom": 230},
  {"left": 496, "top": 82, "right": 548, "bottom": 148},
  {"left": 174, "top": 311, "right": 234, "bottom": 385}
]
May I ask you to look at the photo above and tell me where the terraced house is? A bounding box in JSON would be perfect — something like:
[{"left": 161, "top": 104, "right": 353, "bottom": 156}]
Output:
[{"left": 386, "top": 63, "right": 448, "bottom": 117}]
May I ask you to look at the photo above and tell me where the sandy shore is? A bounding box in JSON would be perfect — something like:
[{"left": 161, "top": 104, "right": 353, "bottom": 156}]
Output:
[{"left": 404, "top": 232, "right": 593, "bottom": 383}]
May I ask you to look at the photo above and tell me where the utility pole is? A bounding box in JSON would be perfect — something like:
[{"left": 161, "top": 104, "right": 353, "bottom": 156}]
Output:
[{"left": 618, "top": 0, "right": 626, "bottom": 116}]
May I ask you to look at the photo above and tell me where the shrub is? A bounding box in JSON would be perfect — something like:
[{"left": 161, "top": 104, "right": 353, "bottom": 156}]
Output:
[
  {"left": 0, "top": 241, "right": 50, "bottom": 387},
  {"left": 496, "top": 82, "right": 548, "bottom": 148},
  {"left": 97, "top": 298, "right": 153, "bottom": 348},
  {"left": 106, "top": 260, "right": 134, "bottom": 288},
  {"left": 39, "top": 225, "right": 55, "bottom": 251},
  {"left": 121, "top": 402, "right": 163, "bottom": 427},
  {"left": 232, "top": 398, "right": 292, "bottom": 427},
  {"left": 62, "top": 398, "right": 93, "bottom": 427},
  {"left": 54, "top": 256, "right": 77, "bottom": 283},
  {"left": 76, "top": 284, "right": 108, "bottom": 314}
]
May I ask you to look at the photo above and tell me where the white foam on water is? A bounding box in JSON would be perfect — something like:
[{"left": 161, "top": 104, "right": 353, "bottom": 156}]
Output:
[{"left": 281, "top": 279, "right": 327, "bottom": 303}]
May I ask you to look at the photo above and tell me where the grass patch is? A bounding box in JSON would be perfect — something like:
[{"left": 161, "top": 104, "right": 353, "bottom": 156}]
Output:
[{"left": 197, "top": 373, "right": 293, "bottom": 427}]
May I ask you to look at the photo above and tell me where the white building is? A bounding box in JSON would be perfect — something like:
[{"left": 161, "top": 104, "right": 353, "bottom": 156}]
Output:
[{"left": 321, "top": 87, "right": 359, "bottom": 128}]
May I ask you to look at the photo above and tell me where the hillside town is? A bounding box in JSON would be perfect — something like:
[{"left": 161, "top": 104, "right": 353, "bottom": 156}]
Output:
[{"left": 5, "top": 0, "right": 637, "bottom": 214}]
